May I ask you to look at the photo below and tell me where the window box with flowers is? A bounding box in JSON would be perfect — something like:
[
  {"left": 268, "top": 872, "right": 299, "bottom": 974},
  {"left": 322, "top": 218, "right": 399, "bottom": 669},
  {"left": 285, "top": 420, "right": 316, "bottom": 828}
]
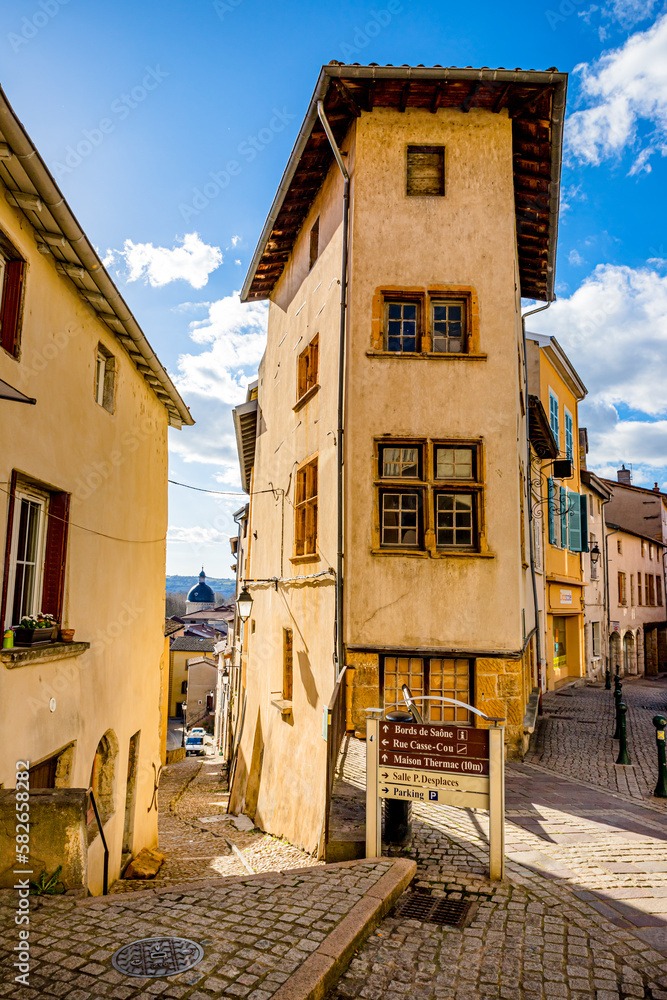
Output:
[{"left": 13, "top": 614, "right": 58, "bottom": 647}]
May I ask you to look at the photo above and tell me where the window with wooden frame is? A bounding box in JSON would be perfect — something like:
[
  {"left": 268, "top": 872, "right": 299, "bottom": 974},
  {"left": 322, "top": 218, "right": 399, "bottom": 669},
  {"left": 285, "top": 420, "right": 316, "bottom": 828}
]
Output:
[
  {"left": 1, "top": 473, "right": 70, "bottom": 631},
  {"left": 378, "top": 442, "right": 423, "bottom": 548},
  {"left": 309, "top": 217, "right": 320, "bottom": 270},
  {"left": 382, "top": 655, "right": 472, "bottom": 724},
  {"left": 618, "top": 572, "right": 627, "bottom": 606},
  {"left": 657, "top": 575, "right": 663, "bottom": 606},
  {"left": 638, "top": 571, "right": 643, "bottom": 605},
  {"left": 95, "top": 343, "right": 116, "bottom": 412},
  {"left": 434, "top": 444, "right": 480, "bottom": 550},
  {"left": 294, "top": 458, "right": 318, "bottom": 557},
  {"left": 282, "top": 627, "right": 293, "bottom": 701},
  {"left": 297, "top": 335, "right": 319, "bottom": 401},
  {"left": 406, "top": 145, "right": 445, "bottom": 197},
  {"left": 630, "top": 575, "right": 635, "bottom": 606},
  {"left": 385, "top": 299, "right": 420, "bottom": 352},
  {"left": 0, "top": 232, "right": 26, "bottom": 358},
  {"left": 592, "top": 621, "right": 601, "bottom": 657},
  {"left": 430, "top": 299, "right": 467, "bottom": 354},
  {"left": 648, "top": 574, "right": 656, "bottom": 606}
]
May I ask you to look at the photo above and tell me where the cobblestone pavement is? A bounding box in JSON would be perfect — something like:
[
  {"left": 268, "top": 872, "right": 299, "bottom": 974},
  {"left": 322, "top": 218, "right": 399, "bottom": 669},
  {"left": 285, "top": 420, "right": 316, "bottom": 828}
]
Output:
[
  {"left": 111, "top": 756, "right": 321, "bottom": 893},
  {"left": 526, "top": 675, "right": 667, "bottom": 804},
  {"left": 326, "top": 727, "right": 667, "bottom": 1000},
  {"left": 0, "top": 860, "right": 394, "bottom": 999}
]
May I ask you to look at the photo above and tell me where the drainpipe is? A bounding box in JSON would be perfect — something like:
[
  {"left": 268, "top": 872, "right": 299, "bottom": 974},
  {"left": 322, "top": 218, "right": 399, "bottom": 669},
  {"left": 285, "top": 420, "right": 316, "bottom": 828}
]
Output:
[
  {"left": 521, "top": 301, "right": 552, "bottom": 697},
  {"left": 317, "top": 101, "right": 350, "bottom": 680},
  {"left": 603, "top": 517, "right": 620, "bottom": 677}
]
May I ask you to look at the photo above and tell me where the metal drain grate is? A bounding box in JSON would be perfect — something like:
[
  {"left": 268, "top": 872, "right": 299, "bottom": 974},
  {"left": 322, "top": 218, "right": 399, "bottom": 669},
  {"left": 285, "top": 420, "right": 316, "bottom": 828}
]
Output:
[
  {"left": 111, "top": 937, "right": 204, "bottom": 977},
  {"left": 395, "top": 890, "right": 472, "bottom": 927}
]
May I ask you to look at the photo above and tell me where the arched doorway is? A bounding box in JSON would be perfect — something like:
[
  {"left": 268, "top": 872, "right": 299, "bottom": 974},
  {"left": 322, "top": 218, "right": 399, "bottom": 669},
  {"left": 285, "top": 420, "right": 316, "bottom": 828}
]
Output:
[
  {"left": 623, "top": 631, "right": 636, "bottom": 675},
  {"left": 87, "top": 729, "right": 119, "bottom": 834},
  {"left": 610, "top": 632, "right": 621, "bottom": 676}
]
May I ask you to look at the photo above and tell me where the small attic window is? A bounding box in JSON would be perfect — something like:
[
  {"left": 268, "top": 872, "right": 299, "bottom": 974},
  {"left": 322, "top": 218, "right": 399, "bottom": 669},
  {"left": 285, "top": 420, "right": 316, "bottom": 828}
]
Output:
[
  {"left": 95, "top": 343, "right": 115, "bottom": 413},
  {"left": 407, "top": 146, "right": 445, "bottom": 197},
  {"left": 309, "top": 217, "right": 320, "bottom": 270}
]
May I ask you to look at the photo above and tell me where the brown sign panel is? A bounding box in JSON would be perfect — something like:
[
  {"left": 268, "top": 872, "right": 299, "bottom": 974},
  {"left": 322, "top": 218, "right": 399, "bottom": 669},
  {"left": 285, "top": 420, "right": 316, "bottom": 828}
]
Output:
[
  {"left": 380, "top": 749, "right": 489, "bottom": 776},
  {"left": 379, "top": 721, "right": 489, "bottom": 761}
]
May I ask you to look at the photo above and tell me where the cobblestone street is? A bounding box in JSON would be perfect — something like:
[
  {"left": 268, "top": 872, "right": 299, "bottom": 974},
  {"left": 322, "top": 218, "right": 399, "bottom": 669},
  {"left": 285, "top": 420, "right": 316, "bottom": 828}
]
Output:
[
  {"left": 327, "top": 676, "right": 667, "bottom": 1000},
  {"left": 111, "top": 755, "right": 321, "bottom": 893}
]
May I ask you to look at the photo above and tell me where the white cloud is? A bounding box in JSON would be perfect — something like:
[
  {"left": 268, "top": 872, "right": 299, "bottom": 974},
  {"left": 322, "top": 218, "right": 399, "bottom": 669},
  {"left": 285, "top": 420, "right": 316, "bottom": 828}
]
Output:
[
  {"left": 605, "top": 0, "right": 657, "bottom": 28},
  {"left": 231, "top": 235, "right": 241, "bottom": 247},
  {"left": 566, "top": 13, "right": 667, "bottom": 168},
  {"left": 174, "top": 292, "right": 268, "bottom": 401},
  {"left": 531, "top": 262, "right": 667, "bottom": 484},
  {"left": 167, "top": 525, "right": 227, "bottom": 544},
  {"left": 568, "top": 249, "right": 586, "bottom": 266},
  {"left": 117, "top": 232, "right": 223, "bottom": 289}
]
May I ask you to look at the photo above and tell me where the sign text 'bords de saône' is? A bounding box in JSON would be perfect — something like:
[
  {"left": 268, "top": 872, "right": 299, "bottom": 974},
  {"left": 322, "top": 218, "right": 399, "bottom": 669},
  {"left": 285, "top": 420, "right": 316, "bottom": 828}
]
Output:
[{"left": 378, "top": 720, "right": 490, "bottom": 774}]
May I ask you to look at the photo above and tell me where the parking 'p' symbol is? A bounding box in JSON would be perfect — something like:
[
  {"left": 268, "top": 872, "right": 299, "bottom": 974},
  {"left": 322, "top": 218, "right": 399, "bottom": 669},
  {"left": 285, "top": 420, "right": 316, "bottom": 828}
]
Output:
[{"left": 428, "top": 790, "right": 438, "bottom": 801}]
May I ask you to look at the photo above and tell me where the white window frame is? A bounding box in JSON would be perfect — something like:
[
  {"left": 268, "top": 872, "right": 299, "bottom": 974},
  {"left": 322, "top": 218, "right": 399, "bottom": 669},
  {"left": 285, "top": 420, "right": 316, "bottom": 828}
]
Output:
[{"left": 6, "top": 487, "right": 48, "bottom": 626}]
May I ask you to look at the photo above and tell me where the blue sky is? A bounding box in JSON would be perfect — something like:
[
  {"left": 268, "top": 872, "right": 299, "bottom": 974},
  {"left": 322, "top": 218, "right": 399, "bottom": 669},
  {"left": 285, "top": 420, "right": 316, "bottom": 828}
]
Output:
[{"left": 2, "top": 0, "right": 666, "bottom": 575}]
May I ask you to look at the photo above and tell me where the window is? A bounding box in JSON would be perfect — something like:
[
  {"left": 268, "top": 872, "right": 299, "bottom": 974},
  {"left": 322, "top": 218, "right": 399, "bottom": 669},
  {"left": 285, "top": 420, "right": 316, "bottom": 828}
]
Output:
[
  {"left": 589, "top": 494, "right": 594, "bottom": 517},
  {"left": 618, "top": 572, "right": 627, "bottom": 606},
  {"left": 431, "top": 299, "right": 466, "bottom": 354},
  {"left": 181, "top": 680, "right": 187, "bottom": 694},
  {"left": 309, "top": 217, "right": 319, "bottom": 270},
  {"left": 434, "top": 445, "right": 479, "bottom": 550},
  {"left": 565, "top": 410, "right": 574, "bottom": 462},
  {"left": 549, "top": 391, "right": 559, "bottom": 442},
  {"left": 382, "top": 655, "right": 471, "bottom": 723},
  {"left": 592, "top": 621, "right": 601, "bottom": 658},
  {"left": 406, "top": 145, "right": 445, "bottom": 197},
  {"left": 650, "top": 545, "right": 655, "bottom": 561},
  {"left": 638, "top": 571, "right": 642, "bottom": 605},
  {"left": 641, "top": 540, "right": 646, "bottom": 558},
  {"left": 630, "top": 575, "right": 635, "bottom": 606},
  {"left": 297, "top": 335, "right": 319, "bottom": 401},
  {"left": 294, "top": 458, "right": 318, "bottom": 557},
  {"left": 617, "top": 539, "right": 622, "bottom": 554},
  {"left": 282, "top": 628, "right": 293, "bottom": 701},
  {"left": 385, "top": 300, "right": 419, "bottom": 352},
  {"left": 648, "top": 574, "right": 656, "bottom": 606},
  {"left": 658, "top": 576, "right": 663, "bottom": 607},
  {"left": 0, "top": 233, "right": 26, "bottom": 358},
  {"left": 645, "top": 573, "right": 651, "bottom": 606},
  {"left": 95, "top": 343, "right": 115, "bottom": 412},
  {"left": 377, "top": 440, "right": 483, "bottom": 553}
]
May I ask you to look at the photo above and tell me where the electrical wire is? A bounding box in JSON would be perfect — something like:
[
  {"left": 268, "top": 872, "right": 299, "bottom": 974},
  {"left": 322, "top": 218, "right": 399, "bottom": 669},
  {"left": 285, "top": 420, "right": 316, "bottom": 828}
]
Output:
[{"left": 168, "top": 479, "right": 281, "bottom": 498}]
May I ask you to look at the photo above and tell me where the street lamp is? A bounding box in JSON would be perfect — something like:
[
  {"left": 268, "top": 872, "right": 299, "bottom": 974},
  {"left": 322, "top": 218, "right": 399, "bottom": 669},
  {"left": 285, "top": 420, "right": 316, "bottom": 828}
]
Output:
[
  {"left": 236, "top": 587, "right": 253, "bottom": 622},
  {"left": 590, "top": 541, "right": 601, "bottom": 566},
  {"left": 181, "top": 703, "right": 187, "bottom": 747}
]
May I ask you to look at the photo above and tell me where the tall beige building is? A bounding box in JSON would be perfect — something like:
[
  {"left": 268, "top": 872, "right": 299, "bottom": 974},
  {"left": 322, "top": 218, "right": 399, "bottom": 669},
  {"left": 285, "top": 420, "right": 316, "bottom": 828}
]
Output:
[
  {"left": 0, "top": 85, "right": 192, "bottom": 893},
  {"left": 231, "top": 64, "right": 567, "bottom": 854}
]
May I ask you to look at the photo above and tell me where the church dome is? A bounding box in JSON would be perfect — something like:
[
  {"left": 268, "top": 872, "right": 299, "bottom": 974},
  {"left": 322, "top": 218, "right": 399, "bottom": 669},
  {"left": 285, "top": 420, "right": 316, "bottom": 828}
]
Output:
[{"left": 187, "top": 569, "right": 215, "bottom": 605}]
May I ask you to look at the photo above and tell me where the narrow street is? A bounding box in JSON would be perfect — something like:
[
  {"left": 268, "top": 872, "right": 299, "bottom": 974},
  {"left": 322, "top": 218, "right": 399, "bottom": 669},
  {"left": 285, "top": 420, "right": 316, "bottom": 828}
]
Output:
[
  {"left": 327, "top": 675, "right": 667, "bottom": 1000},
  {"left": 111, "top": 754, "right": 321, "bottom": 892}
]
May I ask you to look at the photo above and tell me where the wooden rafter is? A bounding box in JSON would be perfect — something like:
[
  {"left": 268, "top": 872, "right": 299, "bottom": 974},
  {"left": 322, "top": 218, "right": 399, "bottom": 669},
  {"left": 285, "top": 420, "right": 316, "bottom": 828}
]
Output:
[{"left": 332, "top": 79, "right": 361, "bottom": 118}]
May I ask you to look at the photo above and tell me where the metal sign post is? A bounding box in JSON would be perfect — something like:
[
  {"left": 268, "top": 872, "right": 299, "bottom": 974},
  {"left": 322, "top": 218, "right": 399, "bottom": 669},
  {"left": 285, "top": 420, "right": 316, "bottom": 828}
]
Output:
[{"left": 365, "top": 697, "right": 505, "bottom": 880}]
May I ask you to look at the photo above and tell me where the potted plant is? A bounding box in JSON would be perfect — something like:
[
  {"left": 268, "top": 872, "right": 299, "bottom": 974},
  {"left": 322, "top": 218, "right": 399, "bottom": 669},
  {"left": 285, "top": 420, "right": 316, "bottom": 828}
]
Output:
[
  {"left": 14, "top": 614, "right": 58, "bottom": 647},
  {"left": 59, "top": 627, "right": 75, "bottom": 643}
]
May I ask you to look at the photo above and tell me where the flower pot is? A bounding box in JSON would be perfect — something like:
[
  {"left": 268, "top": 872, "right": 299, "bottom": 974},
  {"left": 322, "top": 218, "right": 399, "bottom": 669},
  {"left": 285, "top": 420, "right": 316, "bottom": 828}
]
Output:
[
  {"left": 60, "top": 628, "right": 75, "bottom": 643},
  {"left": 14, "top": 626, "right": 58, "bottom": 647}
]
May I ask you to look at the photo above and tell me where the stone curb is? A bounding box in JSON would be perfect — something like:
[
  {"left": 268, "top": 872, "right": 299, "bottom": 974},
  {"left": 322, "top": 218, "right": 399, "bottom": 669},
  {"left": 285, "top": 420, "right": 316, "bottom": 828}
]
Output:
[
  {"left": 272, "top": 857, "right": 416, "bottom": 1000},
  {"left": 75, "top": 856, "right": 393, "bottom": 905}
]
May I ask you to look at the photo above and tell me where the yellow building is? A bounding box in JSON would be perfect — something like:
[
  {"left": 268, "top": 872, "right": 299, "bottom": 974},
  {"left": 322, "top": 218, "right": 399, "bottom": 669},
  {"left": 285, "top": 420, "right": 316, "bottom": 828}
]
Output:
[
  {"left": 0, "top": 86, "right": 192, "bottom": 893},
  {"left": 527, "top": 334, "right": 587, "bottom": 689},
  {"left": 231, "top": 63, "right": 567, "bottom": 854}
]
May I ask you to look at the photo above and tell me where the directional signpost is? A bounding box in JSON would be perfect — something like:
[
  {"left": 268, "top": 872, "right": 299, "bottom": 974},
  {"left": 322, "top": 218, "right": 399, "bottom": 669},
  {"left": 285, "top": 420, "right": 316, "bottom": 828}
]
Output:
[{"left": 366, "top": 709, "right": 505, "bottom": 879}]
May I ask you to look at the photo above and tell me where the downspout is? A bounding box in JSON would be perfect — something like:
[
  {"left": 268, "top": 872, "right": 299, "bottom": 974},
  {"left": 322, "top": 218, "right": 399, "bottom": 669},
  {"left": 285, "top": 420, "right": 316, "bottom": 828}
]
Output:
[
  {"left": 317, "top": 101, "right": 350, "bottom": 680},
  {"left": 603, "top": 516, "right": 620, "bottom": 677},
  {"left": 521, "top": 301, "right": 552, "bottom": 697}
]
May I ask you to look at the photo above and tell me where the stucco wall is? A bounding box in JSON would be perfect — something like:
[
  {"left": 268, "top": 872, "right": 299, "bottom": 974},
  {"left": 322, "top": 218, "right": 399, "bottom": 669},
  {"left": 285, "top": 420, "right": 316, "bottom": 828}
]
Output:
[
  {"left": 0, "top": 195, "right": 170, "bottom": 893},
  {"left": 0, "top": 788, "right": 88, "bottom": 890}
]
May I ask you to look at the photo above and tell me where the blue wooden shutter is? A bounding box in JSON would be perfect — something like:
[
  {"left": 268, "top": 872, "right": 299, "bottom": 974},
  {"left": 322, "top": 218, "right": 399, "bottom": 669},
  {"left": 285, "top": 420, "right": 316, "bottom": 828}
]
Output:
[
  {"left": 547, "top": 478, "right": 556, "bottom": 545},
  {"left": 579, "top": 494, "right": 588, "bottom": 552},
  {"left": 560, "top": 485, "right": 568, "bottom": 548},
  {"left": 568, "top": 490, "right": 581, "bottom": 552}
]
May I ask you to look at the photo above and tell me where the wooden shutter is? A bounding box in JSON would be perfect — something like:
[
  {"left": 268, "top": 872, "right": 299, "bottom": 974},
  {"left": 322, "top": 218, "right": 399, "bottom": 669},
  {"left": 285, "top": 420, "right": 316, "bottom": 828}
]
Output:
[
  {"left": 559, "top": 485, "right": 568, "bottom": 549},
  {"left": 547, "top": 478, "right": 556, "bottom": 545},
  {"left": 579, "top": 494, "right": 589, "bottom": 552},
  {"left": 0, "top": 470, "right": 18, "bottom": 630},
  {"left": 0, "top": 260, "right": 25, "bottom": 356},
  {"left": 407, "top": 146, "right": 445, "bottom": 196},
  {"left": 568, "top": 490, "right": 581, "bottom": 552},
  {"left": 41, "top": 492, "right": 70, "bottom": 621}
]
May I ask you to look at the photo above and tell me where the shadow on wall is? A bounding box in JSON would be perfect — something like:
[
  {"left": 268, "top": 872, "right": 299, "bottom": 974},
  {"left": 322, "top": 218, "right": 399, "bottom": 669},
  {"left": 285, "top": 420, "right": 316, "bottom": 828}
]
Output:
[
  {"left": 244, "top": 709, "right": 264, "bottom": 822},
  {"left": 297, "top": 649, "right": 319, "bottom": 707}
]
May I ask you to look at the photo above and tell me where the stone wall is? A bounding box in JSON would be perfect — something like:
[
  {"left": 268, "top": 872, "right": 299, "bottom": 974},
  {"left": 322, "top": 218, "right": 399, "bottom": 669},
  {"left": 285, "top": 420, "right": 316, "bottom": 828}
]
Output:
[{"left": 0, "top": 788, "right": 88, "bottom": 890}]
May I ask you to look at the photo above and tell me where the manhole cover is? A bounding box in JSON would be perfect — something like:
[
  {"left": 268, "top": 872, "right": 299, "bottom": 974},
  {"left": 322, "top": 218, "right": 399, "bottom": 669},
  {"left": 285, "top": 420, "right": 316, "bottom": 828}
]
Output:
[
  {"left": 395, "top": 890, "right": 472, "bottom": 927},
  {"left": 111, "top": 937, "right": 204, "bottom": 977}
]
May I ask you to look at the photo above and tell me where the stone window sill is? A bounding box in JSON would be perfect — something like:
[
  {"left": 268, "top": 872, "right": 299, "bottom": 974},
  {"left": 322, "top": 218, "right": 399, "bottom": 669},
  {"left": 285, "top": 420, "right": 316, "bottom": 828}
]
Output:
[
  {"left": 271, "top": 699, "right": 293, "bottom": 715},
  {"left": 366, "top": 351, "right": 487, "bottom": 361},
  {"left": 1, "top": 641, "right": 90, "bottom": 669}
]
